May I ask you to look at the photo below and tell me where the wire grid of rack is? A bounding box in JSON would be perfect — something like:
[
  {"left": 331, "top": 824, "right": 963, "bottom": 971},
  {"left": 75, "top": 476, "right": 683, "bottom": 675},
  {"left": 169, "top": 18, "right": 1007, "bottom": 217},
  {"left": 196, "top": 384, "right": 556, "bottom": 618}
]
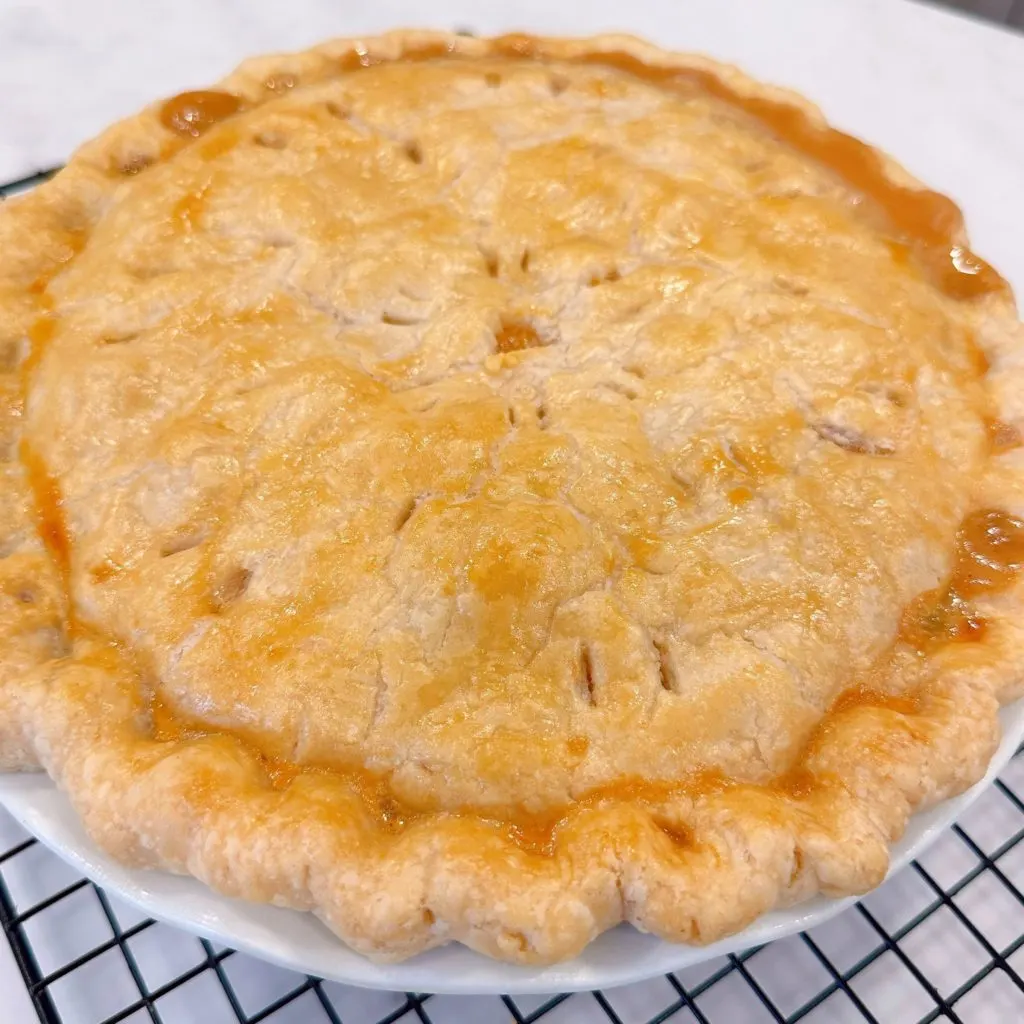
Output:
[
  {"left": 2, "top": 751, "right": 1024, "bottom": 1024},
  {"left": 3, "top": 2, "right": 1024, "bottom": 1020}
]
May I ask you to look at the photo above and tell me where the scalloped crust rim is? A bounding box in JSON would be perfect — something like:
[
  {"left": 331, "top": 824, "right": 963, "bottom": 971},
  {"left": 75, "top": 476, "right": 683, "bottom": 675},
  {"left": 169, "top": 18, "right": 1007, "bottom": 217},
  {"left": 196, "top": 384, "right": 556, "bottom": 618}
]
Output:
[{"left": 1, "top": 30, "right": 1023, "bottom": 964}]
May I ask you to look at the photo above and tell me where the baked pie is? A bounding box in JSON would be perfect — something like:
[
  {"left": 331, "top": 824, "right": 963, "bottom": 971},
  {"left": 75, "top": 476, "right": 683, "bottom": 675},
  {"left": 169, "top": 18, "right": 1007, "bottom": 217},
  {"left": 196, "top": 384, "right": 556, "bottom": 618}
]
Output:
[{"left": 2, "top": 30, "right": 1023, "bottom": 965}]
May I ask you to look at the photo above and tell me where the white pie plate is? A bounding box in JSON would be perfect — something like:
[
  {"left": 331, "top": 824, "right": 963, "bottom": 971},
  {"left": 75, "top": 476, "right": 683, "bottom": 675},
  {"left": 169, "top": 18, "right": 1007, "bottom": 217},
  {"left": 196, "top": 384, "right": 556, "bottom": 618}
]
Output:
[
  {"left": 3, "top": 0, "right": 1024, "bottom": 997},
  {"left": 2, "top": 701, "right": 1022, "bottom": 994}
]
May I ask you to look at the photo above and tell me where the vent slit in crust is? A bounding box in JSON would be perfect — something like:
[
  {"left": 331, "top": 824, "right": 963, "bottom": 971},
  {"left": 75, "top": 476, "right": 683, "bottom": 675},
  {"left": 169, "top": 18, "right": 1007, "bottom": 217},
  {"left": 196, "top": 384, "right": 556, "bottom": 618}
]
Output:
[
  {"left": 653, "top": 638, "right": 677, "bottom": 693},
  {"left": 579, "top": 643, "right": 598, "bottom": 706}
]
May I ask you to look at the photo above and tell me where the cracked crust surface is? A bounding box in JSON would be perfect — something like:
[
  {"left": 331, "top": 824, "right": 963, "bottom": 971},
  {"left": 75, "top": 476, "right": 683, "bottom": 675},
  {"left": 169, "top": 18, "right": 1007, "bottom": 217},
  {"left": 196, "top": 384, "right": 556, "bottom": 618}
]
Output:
[{"left": 2, "top": 30, "right": 1024, "bottom": 964}]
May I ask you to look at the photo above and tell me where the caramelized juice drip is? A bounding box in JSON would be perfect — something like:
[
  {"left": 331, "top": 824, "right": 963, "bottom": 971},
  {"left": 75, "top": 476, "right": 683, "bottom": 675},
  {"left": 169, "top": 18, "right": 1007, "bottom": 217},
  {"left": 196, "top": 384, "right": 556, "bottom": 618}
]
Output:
[
  {"left": 901, "top": 509, "right": 1024, "bottom": 650},
  {"left": 830, "top": 685, "right": 920, "bottom": 717},
  {"left": 159, "top": 90, "right": 243, "bottom": 138},
  {"left": 89, "top": 558, "right": 124, "bottom": 584},
  {"left": 495, "top": 318, "right": 543, "bottom": 353},
  {"left": 16, "top": 231, "right": 89, "bottom": 632},
  {"left": 697, "top": 436, "right": 782, "bottom": 506},
  {"left": 152, "top": 694, "right": 420, "bottom": 810},
  {"left": 336, "top": 46, "right": 389, "bottom": 71},
  {"left": 495, "top": 773, "right": 725, "bottom": 855},
  {"left": 566, "top": 734, "right": 589, "bottom": 758},
  {"left": 502, "top": 811, "right": 570, "bottom": 855},
  {"left": 355, "top": 777, "right": 422, "bottom": 833},
  {"left": 901, "top": 588, "right": 985, "bottom": 648},
  {"left": 19, "top": 441, "right": 72, "bottom": 600},
  {"left": 151, "top": 694, "right": 307, "bottom": 790},
  {"left": 955, "top": 509, "right": 1024, "bottom": 593},
  {"left": 986, "top": 418, "right": 1023, "bottom": 453},
  {"left": 774, "top": 766, "right": 820, "bottom": 799},
  {"left": 23, "top": 315, "right": 56, "bottom": 376},
  {"left": 172, "top": 181, "right": 210, "bottom": 231},
  {"left": 151, "top": 694, "right": 196, "bottom": 741}
]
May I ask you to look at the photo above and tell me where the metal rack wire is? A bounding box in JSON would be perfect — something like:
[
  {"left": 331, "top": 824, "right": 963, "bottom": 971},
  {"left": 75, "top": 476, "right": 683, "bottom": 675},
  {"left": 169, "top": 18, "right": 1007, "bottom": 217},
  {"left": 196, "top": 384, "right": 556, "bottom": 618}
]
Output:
[
  {"left": 4, "top": 749, "right": 1024, "bottom": 1023},
  {"left": 3, "top": 2, "right": 1024, "bottom": 1019}
]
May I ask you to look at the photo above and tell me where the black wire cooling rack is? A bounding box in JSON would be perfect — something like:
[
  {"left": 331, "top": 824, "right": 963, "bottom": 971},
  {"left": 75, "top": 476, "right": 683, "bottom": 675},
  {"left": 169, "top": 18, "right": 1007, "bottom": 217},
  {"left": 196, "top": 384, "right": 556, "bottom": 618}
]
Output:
[
  {"left": 4, "top": 750, "right": 1024, "bottom": 1024},
  {"left": 3, "top": 3, "right": 1024, "bottom": 1021}
]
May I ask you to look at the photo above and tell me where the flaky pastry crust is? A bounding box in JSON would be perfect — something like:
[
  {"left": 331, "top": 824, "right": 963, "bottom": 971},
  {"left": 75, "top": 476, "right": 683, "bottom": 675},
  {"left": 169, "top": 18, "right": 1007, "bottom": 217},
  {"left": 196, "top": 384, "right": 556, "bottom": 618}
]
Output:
[{"left": 2, "top": 31, "right": 1024, "bottom": 964}]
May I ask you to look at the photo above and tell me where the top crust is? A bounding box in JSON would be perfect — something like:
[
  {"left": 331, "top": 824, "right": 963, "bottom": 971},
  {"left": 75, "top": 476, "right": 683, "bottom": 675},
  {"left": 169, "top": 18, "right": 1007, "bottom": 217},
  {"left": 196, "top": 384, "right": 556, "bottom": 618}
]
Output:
[{"left": 2, "top": 31, "right": 1024, "bottom": 964}]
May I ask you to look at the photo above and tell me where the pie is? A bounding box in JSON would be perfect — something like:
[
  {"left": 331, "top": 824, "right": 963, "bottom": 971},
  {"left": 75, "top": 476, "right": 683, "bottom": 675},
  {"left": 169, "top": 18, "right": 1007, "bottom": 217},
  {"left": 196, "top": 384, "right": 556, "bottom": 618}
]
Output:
[{"left": 2, "top": 30, "right": 1023, "bottom": 966}]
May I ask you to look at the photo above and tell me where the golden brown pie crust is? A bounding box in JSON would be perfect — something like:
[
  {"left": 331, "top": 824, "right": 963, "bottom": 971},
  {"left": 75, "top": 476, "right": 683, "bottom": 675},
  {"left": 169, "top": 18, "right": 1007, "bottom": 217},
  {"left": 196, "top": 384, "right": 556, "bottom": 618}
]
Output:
[{"left": 2, "top": 31, "right": 1024, "bottom": 964}]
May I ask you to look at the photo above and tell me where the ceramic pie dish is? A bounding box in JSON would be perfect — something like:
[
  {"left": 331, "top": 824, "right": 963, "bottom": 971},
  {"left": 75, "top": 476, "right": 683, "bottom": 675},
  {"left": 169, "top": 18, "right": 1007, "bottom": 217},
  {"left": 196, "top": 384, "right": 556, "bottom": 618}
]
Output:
[
  {"left": 2, "top": 709, "right": 1021, "bottom": 993},
  {"left": 2, "top": 29, "right": 1024, "bottom": 973}
]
